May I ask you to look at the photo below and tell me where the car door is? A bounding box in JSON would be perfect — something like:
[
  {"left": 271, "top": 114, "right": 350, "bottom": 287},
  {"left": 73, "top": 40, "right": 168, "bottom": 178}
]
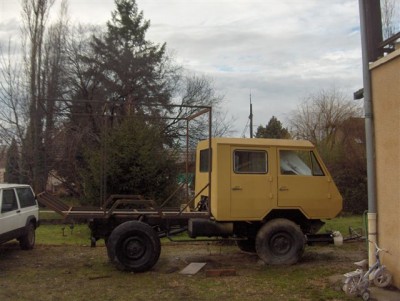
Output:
[{"left": 0, "top": 188, "right": 22, "bottom": 235}]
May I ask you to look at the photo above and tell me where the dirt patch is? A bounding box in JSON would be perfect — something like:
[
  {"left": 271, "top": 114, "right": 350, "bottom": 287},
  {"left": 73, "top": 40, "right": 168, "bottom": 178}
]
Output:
[{"left": 0, "top": 241, "right": 365, "bottom": 301}]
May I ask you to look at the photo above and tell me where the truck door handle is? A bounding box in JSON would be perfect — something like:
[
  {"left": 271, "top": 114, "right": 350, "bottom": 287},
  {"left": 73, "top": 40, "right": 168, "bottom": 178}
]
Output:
[
  {"left": 16, "top": 210, "right": 21, "bottom": 213},
  {"left": 232, "top": 186, "right": 242, "bottom": 191},
  {"left": 279, "top": 186, "right": 289, "bottom": 191}
]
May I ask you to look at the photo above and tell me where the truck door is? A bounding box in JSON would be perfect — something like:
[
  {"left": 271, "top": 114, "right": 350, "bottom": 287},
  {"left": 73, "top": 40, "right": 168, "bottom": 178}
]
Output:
[
  {"left": 278, "top": 149, "right": 331, "bottom": 217},
  {"left": 230, "top": 147, "right": 274, "bottom": 219}
]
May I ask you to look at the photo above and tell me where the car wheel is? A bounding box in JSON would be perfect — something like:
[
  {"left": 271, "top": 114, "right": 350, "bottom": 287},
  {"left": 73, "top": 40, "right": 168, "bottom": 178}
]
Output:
[{"left": 19, "top": 222, "right": 36, "bottom": 250}]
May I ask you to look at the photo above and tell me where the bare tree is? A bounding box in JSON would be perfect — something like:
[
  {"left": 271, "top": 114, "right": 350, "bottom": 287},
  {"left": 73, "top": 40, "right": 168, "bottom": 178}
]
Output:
[
  {"left": 0, "top": 41, "right": 30, "bottom": 182},
  {"left": 20, "top": 0, "right": 55, "bottom": 190},
  {"left": 289, "top": 88, "right": 362, "bottom": 149},
  {"left": 64, "top": 24, "right": 104, "bottom": 101},
  {"left": 164, "top": 73, "right": 234, "bottom": 144},
  {"left": 0, "top": 42, "right": 28, "bottom": 145},
  {"left": 381, "top": 0, "right": 399, "bottom": 39},
  {"left": 41, "top": 0, "right": 70, "bottom": 180}
]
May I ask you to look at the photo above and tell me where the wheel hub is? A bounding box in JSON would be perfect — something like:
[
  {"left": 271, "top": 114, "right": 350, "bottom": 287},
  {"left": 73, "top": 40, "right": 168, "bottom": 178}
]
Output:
[
  {"left": 123, "top": 237, "right": 146, "bottom": 260},
  {"left": 270, "top": 234, "right": 291, "bottom": 255}
]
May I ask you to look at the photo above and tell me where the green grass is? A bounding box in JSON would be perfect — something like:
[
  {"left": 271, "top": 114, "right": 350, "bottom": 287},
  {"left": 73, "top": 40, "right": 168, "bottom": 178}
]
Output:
[
  {"left": 39, "top": 210, "right": 63, "bottom": 220},
  {"left": 320, "top": 215, "right": 365, "bottom": 236},
  {"left": 36, "top": 224, "right": 102, "bottom": 246}
]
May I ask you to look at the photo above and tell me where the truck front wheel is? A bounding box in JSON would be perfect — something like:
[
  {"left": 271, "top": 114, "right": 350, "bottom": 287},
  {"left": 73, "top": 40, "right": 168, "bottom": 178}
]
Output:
[
  {"left": 256, "top": 219, "right": 305, "bottom": 265},
  {"left": 107, "top": 221, "right": 161, "bottom": 272}
]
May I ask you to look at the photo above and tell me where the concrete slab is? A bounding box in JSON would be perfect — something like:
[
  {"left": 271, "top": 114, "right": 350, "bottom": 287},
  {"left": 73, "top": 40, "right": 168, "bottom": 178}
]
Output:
[{"left": 179, "top": 262, "right": 207, "bottom": 275}]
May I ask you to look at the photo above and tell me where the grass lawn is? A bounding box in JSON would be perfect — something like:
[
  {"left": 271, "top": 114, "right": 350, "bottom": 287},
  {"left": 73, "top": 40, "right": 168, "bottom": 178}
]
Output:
[{"left": 321, "top": 215, "right": 366, "bottom": 236}]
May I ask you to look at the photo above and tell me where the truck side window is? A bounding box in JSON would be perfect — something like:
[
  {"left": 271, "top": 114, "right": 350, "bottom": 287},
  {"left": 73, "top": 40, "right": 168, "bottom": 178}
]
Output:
[
  {"left": 1, "top": 189, "right": 18, "bottom": 213},
  {"left": 199, "top": 149, "right": 211, "bottom": 172},
  {"left": 234, "top": 150, "right": 267, "bottom": 173},
  {"left": 16, "top": 188, "right": 36, "bottom": 208},
  {"left": 280, "top": 150, "right": 324, "bottom": 176},
  {"left": 310, "top": 152, "right": 324, "bottom": 176}
]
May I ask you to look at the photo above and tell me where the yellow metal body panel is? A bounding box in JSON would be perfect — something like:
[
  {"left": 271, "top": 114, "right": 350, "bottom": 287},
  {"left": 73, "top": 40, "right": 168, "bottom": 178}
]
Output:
[{"left": 195, "top": 138, "right": 342, "bottom": 221}]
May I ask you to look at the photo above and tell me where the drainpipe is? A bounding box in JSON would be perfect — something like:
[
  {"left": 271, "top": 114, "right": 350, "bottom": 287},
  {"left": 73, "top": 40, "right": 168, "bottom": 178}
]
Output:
[{"left": 358, "top": 0, "right": 379, "bottom": 268}]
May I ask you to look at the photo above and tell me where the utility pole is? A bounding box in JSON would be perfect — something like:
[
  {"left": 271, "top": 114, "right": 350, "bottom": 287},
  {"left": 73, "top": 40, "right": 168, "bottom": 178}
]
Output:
[{"left": 249, "top": 93, "right": 253, "bottom": 138}]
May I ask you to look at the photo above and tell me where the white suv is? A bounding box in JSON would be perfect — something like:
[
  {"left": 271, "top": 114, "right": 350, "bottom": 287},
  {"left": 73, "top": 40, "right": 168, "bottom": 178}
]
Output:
[{"left": 0, "top": 184, "right": 39, "bottom": 249}]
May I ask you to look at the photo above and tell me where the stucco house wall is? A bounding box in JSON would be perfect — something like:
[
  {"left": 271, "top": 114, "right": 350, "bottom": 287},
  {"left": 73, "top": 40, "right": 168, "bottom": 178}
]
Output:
[{"left": 370, "top": 48, "right": 400, "bottom": 288}]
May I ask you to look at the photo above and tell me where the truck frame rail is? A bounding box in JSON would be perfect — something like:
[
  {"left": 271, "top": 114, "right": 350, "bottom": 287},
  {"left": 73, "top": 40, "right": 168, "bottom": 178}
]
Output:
[{"left": 37, "top": 191, "right": 210, "bottom": 221}]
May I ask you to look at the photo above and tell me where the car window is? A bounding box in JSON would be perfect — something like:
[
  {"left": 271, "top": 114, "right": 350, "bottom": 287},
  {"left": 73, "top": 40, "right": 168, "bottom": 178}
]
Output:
[
  {"left": 1, "top": 189, "right": 19, "bottom": 213},
  {"left": 16, "top": 187, "right": 36, "bottom": 208}
]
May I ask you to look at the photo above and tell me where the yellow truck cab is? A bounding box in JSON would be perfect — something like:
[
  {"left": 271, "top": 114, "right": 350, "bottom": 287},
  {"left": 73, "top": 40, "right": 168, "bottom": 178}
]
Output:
[
  {"left": 195, "top": 137, "right": 342, "bottom": 221},
  {"left": 191, "top": 137, "right": 342, "bottom": 264}
]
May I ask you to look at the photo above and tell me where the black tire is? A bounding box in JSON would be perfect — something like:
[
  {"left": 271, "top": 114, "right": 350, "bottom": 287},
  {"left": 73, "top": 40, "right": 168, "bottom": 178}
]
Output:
[
  {"left": 107, "top": 221, "right": 161, "bottom": 272},
  {"left": 255, "top": 219, "right": 305, "bottom": 265},
  {"left": 19, "top": 222, "right": 36, "bottom": 250},
  {"left": 237, "top": 239, "right": 256, "bottom": 253}
]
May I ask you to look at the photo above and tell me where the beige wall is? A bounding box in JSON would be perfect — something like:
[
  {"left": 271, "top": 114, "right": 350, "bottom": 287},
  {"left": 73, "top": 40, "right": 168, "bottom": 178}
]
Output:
[{"left": 370, "top": 49, "right": 400, "bottom": 288}]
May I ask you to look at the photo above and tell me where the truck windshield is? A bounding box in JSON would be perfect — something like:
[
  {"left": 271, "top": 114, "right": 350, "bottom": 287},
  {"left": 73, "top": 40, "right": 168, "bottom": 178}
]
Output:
[{"left": 280, "top": 150, "right": 324, "bottom": 176}]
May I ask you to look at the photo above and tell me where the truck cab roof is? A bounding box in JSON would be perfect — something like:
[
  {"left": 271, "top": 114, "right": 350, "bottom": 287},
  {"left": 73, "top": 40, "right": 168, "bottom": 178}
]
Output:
[{"left": 198, "top": 137, "right": 315, "bottom": 149}]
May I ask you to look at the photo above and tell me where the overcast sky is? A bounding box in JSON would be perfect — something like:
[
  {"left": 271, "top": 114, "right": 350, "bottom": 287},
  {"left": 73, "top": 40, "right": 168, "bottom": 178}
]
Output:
[{"left": 0, "top": 0, "right": 364, "bottom": 136}]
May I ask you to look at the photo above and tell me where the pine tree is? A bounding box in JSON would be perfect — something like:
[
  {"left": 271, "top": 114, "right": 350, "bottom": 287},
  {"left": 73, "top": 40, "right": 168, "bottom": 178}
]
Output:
[
  {"left": 255, "top": 116, "right": 290, "bottom": 139},
  {"left": 88, "top": 0, "right": 171, "bottom": 112}
]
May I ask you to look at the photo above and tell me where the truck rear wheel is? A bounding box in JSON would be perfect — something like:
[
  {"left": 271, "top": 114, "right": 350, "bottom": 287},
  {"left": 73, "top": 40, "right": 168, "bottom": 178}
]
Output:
[
  {"left": 256, "top": 219, "right": 305, "bottom": 265},
  {"left": 107, "top": 221, "right": 161, "bottom": 272}
]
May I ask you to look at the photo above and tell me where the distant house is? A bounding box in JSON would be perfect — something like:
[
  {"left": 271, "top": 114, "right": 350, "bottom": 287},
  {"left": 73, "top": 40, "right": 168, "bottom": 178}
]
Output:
[{"left": 370, "top": 47, "right": 400, "bottom": 288}]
